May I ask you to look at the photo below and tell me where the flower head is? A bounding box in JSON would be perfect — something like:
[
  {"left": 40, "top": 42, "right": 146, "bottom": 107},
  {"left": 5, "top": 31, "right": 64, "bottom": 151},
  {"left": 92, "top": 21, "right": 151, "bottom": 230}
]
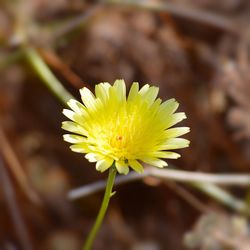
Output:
[{"left": 62, "top": 80, "right": 189, "bottom": 174}]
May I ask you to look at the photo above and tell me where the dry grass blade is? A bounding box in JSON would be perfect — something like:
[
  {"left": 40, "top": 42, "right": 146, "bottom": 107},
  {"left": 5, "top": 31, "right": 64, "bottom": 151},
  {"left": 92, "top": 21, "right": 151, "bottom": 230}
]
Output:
[
  {"left": 0, "top": 156, "right": 33, "bottom": 250},
  {"left": 39, "top": 48, "right": 89, "bottom": 89},
  {"left": 106, "top": 0, "right": 238, "bottom": 34},
  {"left": 0, "top": 127, "right": 42, "bottom": 205}
]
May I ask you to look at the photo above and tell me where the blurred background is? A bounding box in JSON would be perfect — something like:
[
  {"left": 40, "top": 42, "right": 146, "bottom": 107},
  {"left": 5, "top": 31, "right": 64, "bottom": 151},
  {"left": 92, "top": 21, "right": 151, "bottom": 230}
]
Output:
[{"left": 0, "top": 0, "right": 250, "bottom": 249}]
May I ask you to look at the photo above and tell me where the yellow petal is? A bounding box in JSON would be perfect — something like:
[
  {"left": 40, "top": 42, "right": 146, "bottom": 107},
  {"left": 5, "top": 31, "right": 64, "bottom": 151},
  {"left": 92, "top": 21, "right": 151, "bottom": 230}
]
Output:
[
  {"left": 141, "top": 86, "right": 159, "bottom": 106},
  {"left": 80, "top": 87, "right": 96, "bottom": 110},
  {"left": 159, "top": 98, "right": 179, "bottom": 116},
  {"left": 113, "top": 79, "right": 126, "bottom": 101},
  {"left": 70, "top": 143, "right": 89, "bottom": 153},
  {"left": 164, "top": 112, "right": 187, "bottom": 129},
  {"left": 163, "top": 127, "right": 190, "bottom": 138},
  {"left": 139, "top": 84, "right": 150, "bottom": 95},
  {"left": 63, "top": 134, "right": 86, "bottom": 144},
  {"left": 152, "top": 151, "right": 180, "bottom": 159},
  {"left": 63, "top": 109, "right": 88, "bottom": 127},
  {"left": 85, "top": 153, "right": 103, "bottom": 162},
  {"left": 67, "top": 99, "right": 87, "bottom": 115},
  {"left": 96, "top": 158, "right": 113, "bottom": 172},
  {"left": 128, "top": 82, "right": 139, "bottom": 101},
  {"left": 129, "top": 160, "right": 144, "bottom": 173},
  {"left": 141, "top": 157, "right": 168, "bottom": 168},
  {"left": 95, "top": 82, "right": 111, "bottom": 102},
  {"left": 62, "top": 121, "right": 88, "bottom": 136},
  {"left": 62, "top": 109, "right": 76, "bottom": 121},
  {"left": 159, "top": 138, "right": 190, "bottom": 150},
  {"left": 115, "top": 161, "right": 129, "bottom": 175}
]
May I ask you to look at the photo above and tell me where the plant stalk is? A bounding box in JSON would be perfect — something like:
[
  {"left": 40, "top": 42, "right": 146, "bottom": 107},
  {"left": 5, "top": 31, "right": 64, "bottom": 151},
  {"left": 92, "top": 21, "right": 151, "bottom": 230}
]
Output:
[{"left": 83, "top": 165, "right": 117, "bottom": 250}]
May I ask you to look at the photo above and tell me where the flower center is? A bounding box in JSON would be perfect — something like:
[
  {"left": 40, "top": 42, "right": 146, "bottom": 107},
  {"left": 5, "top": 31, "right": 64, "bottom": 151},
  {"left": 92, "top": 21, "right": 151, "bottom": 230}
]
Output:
[{"left": 110, "top": 134, "right": 124, "bottom": 149}]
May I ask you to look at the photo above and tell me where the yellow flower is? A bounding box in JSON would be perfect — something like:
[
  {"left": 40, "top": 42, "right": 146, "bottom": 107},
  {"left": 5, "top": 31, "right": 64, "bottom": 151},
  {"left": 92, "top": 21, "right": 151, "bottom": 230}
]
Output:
[{"left": 62, "top": 80, "right": 190, "bottom": 175}]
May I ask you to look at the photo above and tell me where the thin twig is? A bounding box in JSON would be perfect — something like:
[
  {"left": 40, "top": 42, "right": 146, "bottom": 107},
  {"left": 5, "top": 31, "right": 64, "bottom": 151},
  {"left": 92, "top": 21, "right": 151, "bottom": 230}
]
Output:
[
  {"left": 0, "top": 127, "right": 41, "bottom": 205},
  {"left": 166, "top": 181, "right": 209, "bottom": 213},
  {"left": 69, "top": 167, "right": 250, "bottom": 200},
  {"left": 0, "top": 155, "right": 33, "bottom": 250},
  {"left": 68, "top": 167, "right": 249, "bottom": 213},
  {"left": 105, "top": 0, "right": 238, "bottom": 34},
  {"left": 149, "top": 168, "right": 250, "bottom": 186},
  {"left": 49, "top": 4, "right": 103, "bottom": 44},
  {"left": 68, "top": 170, "right": 147, "bottom": 199}
]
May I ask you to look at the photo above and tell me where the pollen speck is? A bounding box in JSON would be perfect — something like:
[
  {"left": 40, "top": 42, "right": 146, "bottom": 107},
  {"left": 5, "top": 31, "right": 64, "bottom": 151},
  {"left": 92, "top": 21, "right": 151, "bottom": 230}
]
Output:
[{"left": 117, "top": 135, "right": 123, "bottom": 141}]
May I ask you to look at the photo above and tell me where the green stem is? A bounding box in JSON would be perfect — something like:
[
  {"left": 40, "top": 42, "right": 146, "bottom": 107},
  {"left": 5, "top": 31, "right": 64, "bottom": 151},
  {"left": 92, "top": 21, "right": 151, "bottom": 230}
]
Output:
[
  {"left": 83, "top": 165, "right": 117, "bottom": 250},
  {"left": 23, "top": 46, "right": 74, "bottom": 105},
  {"left": 192, "top": 182, "right": 248, "bottom": 214}
]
